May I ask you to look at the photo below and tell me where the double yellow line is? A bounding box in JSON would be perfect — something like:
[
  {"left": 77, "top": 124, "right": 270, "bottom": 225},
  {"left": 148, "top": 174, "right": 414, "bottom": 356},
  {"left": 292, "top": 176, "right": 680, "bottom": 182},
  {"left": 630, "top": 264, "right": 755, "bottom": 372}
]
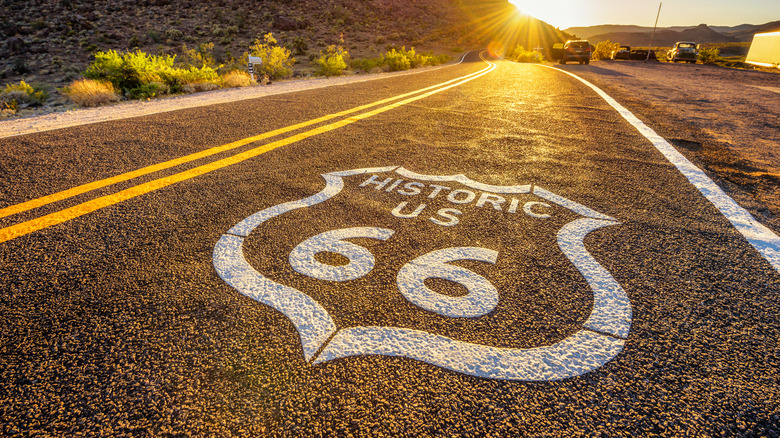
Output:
[{"left": 0, "top": 54, "right": 496, "bottom": 244}]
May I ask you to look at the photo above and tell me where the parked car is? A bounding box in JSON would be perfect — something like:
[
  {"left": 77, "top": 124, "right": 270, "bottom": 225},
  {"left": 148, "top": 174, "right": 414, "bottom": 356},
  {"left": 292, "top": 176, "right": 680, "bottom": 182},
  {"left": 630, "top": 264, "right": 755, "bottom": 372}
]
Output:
[
  {"left": 667, "top": 41, "right": 698, "bottom": 63},
  {"left": 550, "top": 42, "right": 564, "bottom": 61},
  {"left": 559, "top": 40, "right": 592, "bottom": 65},
  {"left": 611, "top": 45, "right": 631, "bottom": 60},
  {"left": 630, "top": 49, "right": 658, "bottom": 60}
]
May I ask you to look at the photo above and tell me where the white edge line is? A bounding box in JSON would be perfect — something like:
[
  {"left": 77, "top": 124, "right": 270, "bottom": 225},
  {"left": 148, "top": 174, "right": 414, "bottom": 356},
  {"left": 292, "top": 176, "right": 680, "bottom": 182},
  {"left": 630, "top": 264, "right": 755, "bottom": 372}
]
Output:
[
  {"left": 0, "top": 52, "right": 475, "bottom": 140},
  {"left": 539, "top": 64, "right": 780, "bottom": 272}
]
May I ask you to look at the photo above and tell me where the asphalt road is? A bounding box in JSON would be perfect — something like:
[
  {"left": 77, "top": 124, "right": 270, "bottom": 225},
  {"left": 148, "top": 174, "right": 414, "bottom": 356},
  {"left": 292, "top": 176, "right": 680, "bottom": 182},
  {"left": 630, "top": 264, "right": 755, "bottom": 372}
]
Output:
[{"left": 1, "top": 52, "right": 779, "bottom": 437}]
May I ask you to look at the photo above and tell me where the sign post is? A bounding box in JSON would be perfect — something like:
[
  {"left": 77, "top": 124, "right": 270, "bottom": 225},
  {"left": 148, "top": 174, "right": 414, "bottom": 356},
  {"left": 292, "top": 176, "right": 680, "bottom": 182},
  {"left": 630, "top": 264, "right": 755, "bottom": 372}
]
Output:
[
  {"left": 647, "top": 2, "right": 662, "bottom": 61},
  {"left": 248, "top": 56, "right": 262, "bottom": 82}
]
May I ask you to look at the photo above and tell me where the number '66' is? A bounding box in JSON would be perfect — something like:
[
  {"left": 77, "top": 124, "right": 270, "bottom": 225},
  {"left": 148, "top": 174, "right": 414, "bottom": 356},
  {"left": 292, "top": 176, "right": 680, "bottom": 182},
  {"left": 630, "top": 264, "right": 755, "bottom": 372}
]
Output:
[{"left": 288, "top": 227, "right": 500, "bottom": 318}]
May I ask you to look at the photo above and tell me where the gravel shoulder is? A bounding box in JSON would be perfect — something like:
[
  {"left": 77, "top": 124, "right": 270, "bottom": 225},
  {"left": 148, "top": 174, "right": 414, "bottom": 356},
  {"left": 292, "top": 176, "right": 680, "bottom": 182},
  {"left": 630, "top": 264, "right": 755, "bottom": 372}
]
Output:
[{"left": 556, "top": 60, "right": 780, "bottom": 233}]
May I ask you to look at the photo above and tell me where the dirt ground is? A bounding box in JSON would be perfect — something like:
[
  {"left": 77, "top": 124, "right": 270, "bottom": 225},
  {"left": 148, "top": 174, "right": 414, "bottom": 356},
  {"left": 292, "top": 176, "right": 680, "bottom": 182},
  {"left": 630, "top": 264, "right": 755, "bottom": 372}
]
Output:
[{"left": 560, "top": 60, "right": 780, "bottom": 234}]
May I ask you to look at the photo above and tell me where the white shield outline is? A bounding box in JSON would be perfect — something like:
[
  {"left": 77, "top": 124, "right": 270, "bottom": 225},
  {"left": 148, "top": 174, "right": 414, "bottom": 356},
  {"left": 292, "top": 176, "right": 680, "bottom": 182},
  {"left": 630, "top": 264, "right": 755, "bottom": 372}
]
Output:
[{"left": 213, "top": 166, "right": 632, "bottom": 381}]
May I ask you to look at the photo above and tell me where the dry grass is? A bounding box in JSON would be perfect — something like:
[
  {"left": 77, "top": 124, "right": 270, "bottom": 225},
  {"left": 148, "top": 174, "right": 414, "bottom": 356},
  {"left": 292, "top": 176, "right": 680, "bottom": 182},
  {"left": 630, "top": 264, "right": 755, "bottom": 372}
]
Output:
[
  {"left": 65, "top": 79, "right": 120, "bottom": 107},
  {"left": 181, "top": 82, "right": 220, "bottom": 94},
  {"left": 221, "top": 71, "right": 252, "bottom": 88}
]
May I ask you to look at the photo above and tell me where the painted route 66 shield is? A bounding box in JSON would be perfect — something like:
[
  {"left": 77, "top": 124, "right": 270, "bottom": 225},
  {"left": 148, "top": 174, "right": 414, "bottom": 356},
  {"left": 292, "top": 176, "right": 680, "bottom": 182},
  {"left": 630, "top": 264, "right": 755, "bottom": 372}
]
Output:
[{"left": 213, "top": 166, "right": 632, "bottom": 381}]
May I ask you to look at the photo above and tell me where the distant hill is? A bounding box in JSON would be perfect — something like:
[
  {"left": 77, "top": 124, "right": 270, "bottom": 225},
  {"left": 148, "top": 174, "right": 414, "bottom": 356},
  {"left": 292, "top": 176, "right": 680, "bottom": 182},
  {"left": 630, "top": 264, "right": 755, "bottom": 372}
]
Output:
[
  {"left": 724, "top": 20, "right": 780, "bottom": 40},
  {"left": 566, "top": 21, "right": 780, "bottom": 45},
  {"left": 565, "top": 25, "right": 688, "bottom": 39}
]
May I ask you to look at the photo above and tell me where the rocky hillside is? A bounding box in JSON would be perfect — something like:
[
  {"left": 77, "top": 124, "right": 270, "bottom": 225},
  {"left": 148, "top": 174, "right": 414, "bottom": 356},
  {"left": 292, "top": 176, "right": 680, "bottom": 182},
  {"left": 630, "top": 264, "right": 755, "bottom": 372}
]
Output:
[{"left": 0, "top": 0, "right": 571, "bottom": 91}]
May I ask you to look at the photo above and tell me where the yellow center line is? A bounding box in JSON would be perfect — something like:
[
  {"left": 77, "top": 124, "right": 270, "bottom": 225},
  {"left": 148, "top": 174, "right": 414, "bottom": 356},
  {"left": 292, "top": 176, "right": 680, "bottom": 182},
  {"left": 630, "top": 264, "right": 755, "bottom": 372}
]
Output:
[
  {"left": 0, "top": 63, "right": 491, "bottom": 221},
  {"left": 0, "top": 56, "right": 495, "bottom": 244}
]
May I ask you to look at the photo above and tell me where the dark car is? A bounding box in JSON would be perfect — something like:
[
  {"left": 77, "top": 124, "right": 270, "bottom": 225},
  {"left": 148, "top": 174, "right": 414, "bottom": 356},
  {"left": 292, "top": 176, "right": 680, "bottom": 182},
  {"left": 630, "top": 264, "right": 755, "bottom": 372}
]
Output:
[
  {"left": 611, "top": 45, "right": 631, "bottom": 60},
  {"left": 559, "top": 40, "right": 591, "bottom": 65},
  {"left": 629, "top": 49, "right": 658, "bottom": 60}
]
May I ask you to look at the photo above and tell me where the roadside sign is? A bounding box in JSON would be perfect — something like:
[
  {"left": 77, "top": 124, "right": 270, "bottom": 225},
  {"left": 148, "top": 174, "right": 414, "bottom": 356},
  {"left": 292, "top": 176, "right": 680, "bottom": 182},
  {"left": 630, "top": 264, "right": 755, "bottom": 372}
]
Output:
[{"left": 248, "top": 56, "right": 263, "bottom": 82}]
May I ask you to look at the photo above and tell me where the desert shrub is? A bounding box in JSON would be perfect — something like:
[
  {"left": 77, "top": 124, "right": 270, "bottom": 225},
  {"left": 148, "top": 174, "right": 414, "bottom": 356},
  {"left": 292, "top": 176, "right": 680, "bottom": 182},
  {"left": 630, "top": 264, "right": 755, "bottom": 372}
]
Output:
[
  {"left": 165, "top": 29, "right": 184, "bottom": 41},
  {"left": 698, "top": 48, "right": 720, "bottom": 64},
  {"left": 315, "top": 45, "right": 349, "bottom": 76},
  {"left": 1, "top": 80, "right": 47, "bottom": 107},
  {"left": 381, "top": 46, "right": 438, "bottom": 71},
  {"left": 292, "top": 36, "right": 308, "bottom": 55},
  {"left": 0, "top": 100, "right": 16, "bottom": 115},
  {"left": 64, "top": 78, "right": 120, "bottom": 107},
  {"left": 85, "top": 50, "right": 175, "bottom": 92},
  {"left": 177, "top": 65, "right": 221, "bottom": 84},
  {"left": 222, "top": 70, "right": 252, "bottom": 87},
  {"left": 147, "top": 30, "right": 162, "bottom": 43},
  {"left": 180, "top": 42, "right": 219, "bottom": 70},
  {"left": 351, "top": 50, "right": 450, "bottom": 73},
  {"left": 351, "top": 56, "right": 385, "bottom": 73},
  {"left": 509, "top": 45, "right": 545, "bottom": 63},
  {"left": 249, "top": 33, "right": 295, "bottom": 79},
  {"left": 592, "top": 40, "right": 618, "bottom": 60},
  {"left": 427, "top": 53, "right": 451, "bottom": 66},
  {"left": 385, "top": 48, "right": 411, "bottom": 71},
  {"left": 125, "top": 81, "right": 169, "bottom": 99},
  {"left": 182, "top": 82, "right": 220, "bottom": 94},
  {"left": 84, "top": 50, "right": 221, "bottom": 98}
]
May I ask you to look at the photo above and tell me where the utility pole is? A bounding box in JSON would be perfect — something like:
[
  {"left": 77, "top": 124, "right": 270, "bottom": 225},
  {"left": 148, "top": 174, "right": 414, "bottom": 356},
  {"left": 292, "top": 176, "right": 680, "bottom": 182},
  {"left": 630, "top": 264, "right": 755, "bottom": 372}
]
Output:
[{"left": 647, "top": 2, "right": 662, "bottom": 61}]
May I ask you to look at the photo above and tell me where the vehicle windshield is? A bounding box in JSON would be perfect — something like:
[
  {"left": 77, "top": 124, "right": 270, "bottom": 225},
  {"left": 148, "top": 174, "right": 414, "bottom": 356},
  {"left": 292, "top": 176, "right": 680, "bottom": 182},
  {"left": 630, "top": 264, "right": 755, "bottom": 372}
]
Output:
[
  {"left": 568, "top": 42, "right": 590, "bottom": 48},
  {"left": 678, "top": 43, "right": 696, "bottom": 48}
]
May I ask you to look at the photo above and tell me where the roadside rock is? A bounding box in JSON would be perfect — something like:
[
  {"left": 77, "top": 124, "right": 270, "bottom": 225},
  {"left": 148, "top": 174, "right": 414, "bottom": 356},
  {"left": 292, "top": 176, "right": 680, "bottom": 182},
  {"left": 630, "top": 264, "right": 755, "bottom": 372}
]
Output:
[
  {"left": 5, "top": 37, "right": 26, "bottom": 54},
  {"left": 273, "top": 15, "right": 298, "bottom": 31}
]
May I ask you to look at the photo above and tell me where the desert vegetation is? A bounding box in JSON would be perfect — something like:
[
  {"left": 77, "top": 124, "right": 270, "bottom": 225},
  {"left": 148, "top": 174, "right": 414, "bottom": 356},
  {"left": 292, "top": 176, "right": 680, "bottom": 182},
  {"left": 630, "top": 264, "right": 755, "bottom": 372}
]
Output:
[
  {"left": 315, "top": 45, "right": 349, "bottom": 77},
  {"left": 0, "top": 0, "right": 574, "bottom": 115},
  {"left": 351, "top": 47, "right": 450, "bottom": 73},
  {"left": 591, "top": 40, "right": 618, "bottom": 60},
  {"left": 508, "top": 45, "right": 545, "bottom": 63},
  {"left": 0, "top": 80, "right": 47, "bottom": 115},
  {"left": 62, "top": 79, "right": 119, "bottom": 107},
  {"left": 249, "top": 33, "right": 295, "bottom": 80}
]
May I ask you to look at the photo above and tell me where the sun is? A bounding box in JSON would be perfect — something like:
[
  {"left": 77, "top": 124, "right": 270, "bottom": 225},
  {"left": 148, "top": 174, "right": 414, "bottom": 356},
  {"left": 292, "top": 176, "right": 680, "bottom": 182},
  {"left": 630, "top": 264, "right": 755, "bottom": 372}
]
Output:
[{"left": 507, "top": 0, "right": 587, "bottom": 29}]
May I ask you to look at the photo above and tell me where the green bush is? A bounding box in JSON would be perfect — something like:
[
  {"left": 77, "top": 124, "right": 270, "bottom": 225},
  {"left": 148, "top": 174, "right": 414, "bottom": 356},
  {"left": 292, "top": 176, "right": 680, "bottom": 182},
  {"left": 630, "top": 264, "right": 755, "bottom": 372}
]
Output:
[
  {"left": 591, "top": 40, "right": 617, "bottom": 60},
  {"left": 292, "top": 36, "right": 308, "bottom": 55},
  {"left": 165, "top": 29, "right": 184, "bottom": 41},
  {"left": 698, "top": 48, "right": 720, "bottom": 64},
  {"left": 85, "top": 50, "right": 174, "bottom": 92},
  {"left": 385, "top": 47, "right": 411, "bottom": 71},
  {"left": 1, "top": 80, "right": 48, "bottom": 112},
  {"left": 178, "top": 65, "right": 221, "bottom": 84},
  {"left": 249, "top": 33, "right": 295, "bottom": 79},
  {"left": 315, "top": 45, "right": 349, "bottom": 76},
  {"left": 180, "top": 42, "right": 219, "bottom": 69},
  {"left": 84, "top": 50, "right": 221, "bottom": 98},
  {"left": 509, "top": 45, "right": 545, "bottom": 63},
  {"left": 350, "top": 56, "right": 385, "bottom": 73},
  {"left": 351, "top": 50, "right": 450, "bottom": 73},
  {"left": 125, "top": 82, "right": 169, "bottom": 99}
]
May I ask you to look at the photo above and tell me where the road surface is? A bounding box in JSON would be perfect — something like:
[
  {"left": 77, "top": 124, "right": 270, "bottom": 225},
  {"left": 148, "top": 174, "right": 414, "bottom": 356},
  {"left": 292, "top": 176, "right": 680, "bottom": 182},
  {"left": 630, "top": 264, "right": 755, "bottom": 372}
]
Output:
[{"left": 1, "top": 52, "right": 778, "bottom": 436}]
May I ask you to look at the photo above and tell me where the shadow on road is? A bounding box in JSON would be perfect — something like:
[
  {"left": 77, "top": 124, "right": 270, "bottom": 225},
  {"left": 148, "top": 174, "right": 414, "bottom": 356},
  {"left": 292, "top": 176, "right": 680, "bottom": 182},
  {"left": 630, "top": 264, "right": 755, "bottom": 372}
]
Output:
[{"left": 553, "top": 64, "right": 633, "bottom": 77}]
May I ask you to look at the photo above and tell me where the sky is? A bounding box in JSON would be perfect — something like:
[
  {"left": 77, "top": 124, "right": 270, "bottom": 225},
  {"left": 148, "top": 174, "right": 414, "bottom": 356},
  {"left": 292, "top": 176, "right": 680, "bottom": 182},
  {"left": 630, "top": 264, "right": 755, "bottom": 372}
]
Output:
[{"left": 508, "top": 0, "right": 780, "bottom": 30}]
